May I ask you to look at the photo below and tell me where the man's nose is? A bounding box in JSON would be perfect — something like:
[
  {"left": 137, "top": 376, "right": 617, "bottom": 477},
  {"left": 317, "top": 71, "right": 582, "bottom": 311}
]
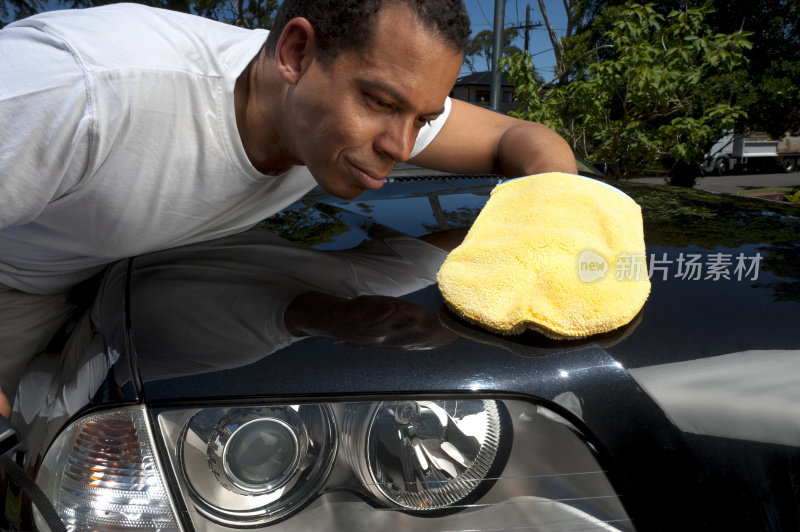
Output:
[{"left": 375, "top": 118, "right": 416, "bottom": 163}]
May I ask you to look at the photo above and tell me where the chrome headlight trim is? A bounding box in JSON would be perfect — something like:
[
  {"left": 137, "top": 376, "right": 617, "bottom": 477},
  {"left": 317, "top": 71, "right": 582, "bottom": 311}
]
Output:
[{"left": 176, "top": 404, "right": 337, "bottom": 526}]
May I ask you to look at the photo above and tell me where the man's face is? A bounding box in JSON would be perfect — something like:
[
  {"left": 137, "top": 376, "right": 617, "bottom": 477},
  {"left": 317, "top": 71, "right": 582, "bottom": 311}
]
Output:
[{"left": 282, "top": 3, "right": 463, "bottom": 199}]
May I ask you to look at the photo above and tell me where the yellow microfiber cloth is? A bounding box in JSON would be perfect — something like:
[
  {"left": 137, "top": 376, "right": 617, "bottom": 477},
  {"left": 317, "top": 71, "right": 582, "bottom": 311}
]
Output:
[{"left": 437, "top": 172, "right": 650, "bottom": 339}]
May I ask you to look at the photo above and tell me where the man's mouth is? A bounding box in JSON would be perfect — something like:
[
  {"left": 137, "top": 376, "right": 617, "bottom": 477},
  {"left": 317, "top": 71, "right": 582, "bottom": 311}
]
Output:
[{"left": 350, "top": 162, "right": 390, "bottom": 190}]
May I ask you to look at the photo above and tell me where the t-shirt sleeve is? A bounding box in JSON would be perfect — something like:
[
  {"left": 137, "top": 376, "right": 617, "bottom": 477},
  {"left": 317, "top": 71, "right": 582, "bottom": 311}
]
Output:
[
  {"left": 333, "top": 229, "right": 448, "bottom": 298},
  {"left": 409, "top": 96, "right": 452, "bottom": 159},
  {"left": 0, "top": 25, "right": 91, "bottom": 230}
]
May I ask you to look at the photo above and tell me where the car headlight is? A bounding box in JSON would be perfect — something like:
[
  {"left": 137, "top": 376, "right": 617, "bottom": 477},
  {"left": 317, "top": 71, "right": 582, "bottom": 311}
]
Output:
[
  {"left": 342, "top": 399, "right": 503, "bottom": 510},
  {"left": 165, "top": 400, "right": 502, "bottom": 526},
  {"left": 37, "top": 398, "right": 631, "bottom": 530},
  {"left": 178, "top": 404, "right": 336, "bottom": 526}
]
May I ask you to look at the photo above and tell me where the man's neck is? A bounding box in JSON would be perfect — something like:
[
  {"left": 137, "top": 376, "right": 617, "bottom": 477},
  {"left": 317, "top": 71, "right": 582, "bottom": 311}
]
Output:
[{"left": 234, "top": 50, "right": 299, "bottom": 175}]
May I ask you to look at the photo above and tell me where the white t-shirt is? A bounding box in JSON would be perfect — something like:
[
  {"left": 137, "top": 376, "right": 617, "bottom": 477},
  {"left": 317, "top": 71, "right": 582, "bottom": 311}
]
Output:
[{"left": 0, "top": 4, "right": 451, "bottom": 294}]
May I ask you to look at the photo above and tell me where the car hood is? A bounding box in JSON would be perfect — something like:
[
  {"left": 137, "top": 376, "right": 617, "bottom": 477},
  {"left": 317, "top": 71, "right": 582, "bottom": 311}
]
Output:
[
  {"left": 116, "top": 179, "right": 800, "bottom": 426},
  {"left": 23, "top": 176, "right": 797, "bottom": 438},
  {"left": 13, "top": 176, "right": 799, "bottom": 531}
]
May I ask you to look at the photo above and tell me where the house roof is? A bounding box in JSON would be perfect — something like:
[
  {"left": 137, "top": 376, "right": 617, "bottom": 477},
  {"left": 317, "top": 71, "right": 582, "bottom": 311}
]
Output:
[{"left": 455, "top": 71, "right": 513, "bottom": 87}]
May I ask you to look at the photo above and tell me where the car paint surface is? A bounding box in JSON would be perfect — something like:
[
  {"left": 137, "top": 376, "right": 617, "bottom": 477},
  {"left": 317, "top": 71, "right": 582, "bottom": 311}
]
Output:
[{"left": 5, "top": 175, "right": 800, "bottom": 531}]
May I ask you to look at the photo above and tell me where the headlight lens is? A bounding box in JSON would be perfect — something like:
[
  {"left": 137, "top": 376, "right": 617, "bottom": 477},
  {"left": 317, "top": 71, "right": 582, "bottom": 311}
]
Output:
[
  {"left": 36, "top": 398, "right": 631, "bottom": 530},
  {"left": 179, "top": 404, "right": 336, "bottom": 526},
  {"left": 221, "top": 416, "right": 303, "bottom": 494},
  {"left": 158, "top": 398, "right": 509, "bottom": 528},
  {"left": 34, "top": 406, "right": 180, "bottom": 531},
  {"left": 343, "top": 399, "right": 503, "bottom": 510}
]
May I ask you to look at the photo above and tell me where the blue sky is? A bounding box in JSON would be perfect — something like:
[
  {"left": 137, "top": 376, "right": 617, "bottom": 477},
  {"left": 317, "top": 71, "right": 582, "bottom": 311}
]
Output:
[{"left": 462, "top": 0, "right": 570, "bottom": 81}]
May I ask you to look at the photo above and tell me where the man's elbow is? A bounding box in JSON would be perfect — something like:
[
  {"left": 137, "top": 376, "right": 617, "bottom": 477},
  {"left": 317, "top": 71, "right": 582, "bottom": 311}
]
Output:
[{"left": 497, "top": 121, "right": 577, "bottom": 177}]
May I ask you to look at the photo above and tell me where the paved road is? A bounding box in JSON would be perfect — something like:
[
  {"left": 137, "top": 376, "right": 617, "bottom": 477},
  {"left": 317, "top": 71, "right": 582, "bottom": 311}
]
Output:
[{"left": 628, "top": 171, "right": 800, "bottom": 194}]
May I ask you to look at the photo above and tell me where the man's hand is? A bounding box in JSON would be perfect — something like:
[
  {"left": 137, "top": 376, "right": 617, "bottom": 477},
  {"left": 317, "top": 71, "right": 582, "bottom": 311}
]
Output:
[
  {"left": 419, "top": 227, "right": 468, "bottom": 251},
  {"left": 410, "top": 99, "right": 577, "bottom": 177},
  {"left": 0, "top": 387, "right": 10, "bottom": 418}
]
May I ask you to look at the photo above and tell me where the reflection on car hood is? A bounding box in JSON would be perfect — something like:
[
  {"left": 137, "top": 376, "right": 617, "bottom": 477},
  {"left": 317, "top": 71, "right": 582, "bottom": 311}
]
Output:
[{"left": 120, "top": 178, "right": 800, "bottom": 409}]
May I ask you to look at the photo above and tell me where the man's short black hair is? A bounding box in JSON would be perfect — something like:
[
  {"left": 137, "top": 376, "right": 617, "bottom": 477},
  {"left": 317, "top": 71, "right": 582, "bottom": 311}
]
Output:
[{"left": 264, "top": 0, "right": 470, "bottom": 63}]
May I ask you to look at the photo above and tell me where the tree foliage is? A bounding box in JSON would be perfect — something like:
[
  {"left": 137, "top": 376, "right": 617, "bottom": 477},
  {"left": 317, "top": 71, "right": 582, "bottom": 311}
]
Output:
[
  {"left": 718, "top": 0, "right": 800, "bottom": 137},
  {"left": 502, "top": 2, "right": 752, "bottom": 181},
  {"left": 536, "top": 0, "right": 582, "bottom": 79},
  {"left": 572, "top": 0, "right": 800, "bottom": 137},
  {"left": 463, "top": 27, "right": 521, "bottom": 73},
  {"left": 0, "top": 0, "right": 278, "bottom": 29}
]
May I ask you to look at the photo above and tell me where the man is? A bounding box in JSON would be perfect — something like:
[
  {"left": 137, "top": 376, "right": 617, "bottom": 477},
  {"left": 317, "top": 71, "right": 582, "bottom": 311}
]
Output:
[{"left": 0, "top": 0, "right": 576, "bottom": 405}]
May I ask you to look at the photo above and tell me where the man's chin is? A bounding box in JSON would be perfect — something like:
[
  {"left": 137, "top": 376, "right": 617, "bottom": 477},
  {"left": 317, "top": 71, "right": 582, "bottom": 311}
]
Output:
[
  {"left": 320, "top": 179, "right": 384, "bottom": 200},
  {"left": 330, "top": 189, "right": 363, "bottom": 200}
]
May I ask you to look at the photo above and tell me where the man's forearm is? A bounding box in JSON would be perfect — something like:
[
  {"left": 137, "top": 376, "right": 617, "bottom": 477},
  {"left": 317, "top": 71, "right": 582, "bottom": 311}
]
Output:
[
  {"left": 284, "top": 291, "right": 343, "bottom": 337},
  {"left": 410, "top": 99, "right": 577, "bottom": 177}
]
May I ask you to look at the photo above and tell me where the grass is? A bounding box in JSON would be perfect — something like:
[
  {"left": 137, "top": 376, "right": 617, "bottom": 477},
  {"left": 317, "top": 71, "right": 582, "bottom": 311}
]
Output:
[
  {"left": 735, "top": 186, "right": 800, "bottom": 205},
  {"left": 734, "top": 186, "right": 799, "bottom": 195}
]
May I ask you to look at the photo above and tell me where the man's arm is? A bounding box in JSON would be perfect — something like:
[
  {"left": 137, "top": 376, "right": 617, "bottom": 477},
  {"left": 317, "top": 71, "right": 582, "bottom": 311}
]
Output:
[
  {"left": 410, "top": 99, "right": 577, "bottom": 177},
  {"left": 0, "top": 388, "right": 10, "bottom": 418}
]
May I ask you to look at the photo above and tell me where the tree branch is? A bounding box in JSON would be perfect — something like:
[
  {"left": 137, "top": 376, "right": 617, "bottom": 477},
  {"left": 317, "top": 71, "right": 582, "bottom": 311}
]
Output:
[
  {"left": 538, "top": 44, "right": 614, "bottom": 92},
  {"left": 538, "top": 0, "right": 563, "bottom": 65}
]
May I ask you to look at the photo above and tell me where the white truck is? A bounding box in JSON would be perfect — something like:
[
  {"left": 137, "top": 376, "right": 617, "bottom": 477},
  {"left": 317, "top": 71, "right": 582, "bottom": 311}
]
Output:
[{"left": 702, "top": 132, "right": 800, "bottom": 175}]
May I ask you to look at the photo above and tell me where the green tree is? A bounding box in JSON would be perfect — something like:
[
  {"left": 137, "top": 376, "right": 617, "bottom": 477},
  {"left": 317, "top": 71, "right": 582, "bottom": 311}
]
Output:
[
  {"left": 0, "top": 0, "right": 278, "bottom": 28},
  {"left": 713, "top": 0, "right": 800, "bottom": 137},
  {"left": 502, "top": 2, "right": 752, "bottom": 183},
  {"left": 546, "top": 0, "right": 799, "bottom": 138},
  {"left": 196, "top": 0, "right": 278, "bottom": 29},
  {"left": 463, "top": 27, "right": 522, "bottom": 73}
]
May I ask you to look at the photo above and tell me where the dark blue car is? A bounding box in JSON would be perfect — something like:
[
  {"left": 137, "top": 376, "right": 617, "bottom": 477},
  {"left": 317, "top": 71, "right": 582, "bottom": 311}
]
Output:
[{"left": 3, "top": 167, "right": 799, "bottom": 531}]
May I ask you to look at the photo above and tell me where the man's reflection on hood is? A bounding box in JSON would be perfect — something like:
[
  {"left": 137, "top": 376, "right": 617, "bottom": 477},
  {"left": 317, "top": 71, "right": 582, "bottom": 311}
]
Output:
[
  {"left": 129, "top": 226, "right": 457, "bottom": 380},
  {"left": 285, "top": 293, "right": 457, "bottom": 350},
  {"left": 11, "top": 225, "right": 460, "bottom": 457}
]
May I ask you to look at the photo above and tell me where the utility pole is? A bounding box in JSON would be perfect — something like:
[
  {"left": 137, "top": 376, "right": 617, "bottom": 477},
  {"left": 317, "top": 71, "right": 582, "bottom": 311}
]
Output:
[
  {"left": 508, "top": 5, "right": 543, "bottom": 54},
  {"left": 525, "top": 4, "right": 531, "bottom": 53},
  {"left": 492, "top": 1, "right": 542, "bottom": 110},
  {"left": 490, "top": 0, "right": 505, "bottom": 111}
]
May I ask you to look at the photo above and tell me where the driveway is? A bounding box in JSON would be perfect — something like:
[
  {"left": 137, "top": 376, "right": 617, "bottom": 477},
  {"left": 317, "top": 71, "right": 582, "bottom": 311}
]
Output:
[{"left": 627, "top": 172, "right": 800, "bottom": 195}]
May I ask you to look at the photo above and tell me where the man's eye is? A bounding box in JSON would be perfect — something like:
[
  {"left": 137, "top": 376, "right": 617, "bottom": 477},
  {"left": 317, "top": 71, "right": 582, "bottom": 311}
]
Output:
[
  {"left": 416, "top": 117, "right": 433, "bottom": 128},
  {"left": 370, "top": 96, "right": 392, "bottom": 109}
]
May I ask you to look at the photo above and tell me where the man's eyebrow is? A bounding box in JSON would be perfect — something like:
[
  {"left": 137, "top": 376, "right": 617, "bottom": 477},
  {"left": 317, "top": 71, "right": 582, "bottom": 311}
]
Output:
[{"left": 362, "top": 80, "right": 445, "bottom": 117}]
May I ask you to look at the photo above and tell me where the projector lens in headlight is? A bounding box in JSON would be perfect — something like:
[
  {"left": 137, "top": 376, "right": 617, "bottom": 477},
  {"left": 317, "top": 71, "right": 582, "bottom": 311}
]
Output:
[
  {"left": 179, "top": 404, "right": 336, "bottom": 526},
  {"left": 222, "top": 417, "right": 302, "bottom": 493},
  {"left": 343, "top": 399, "right": 505, "bottom": 510}
]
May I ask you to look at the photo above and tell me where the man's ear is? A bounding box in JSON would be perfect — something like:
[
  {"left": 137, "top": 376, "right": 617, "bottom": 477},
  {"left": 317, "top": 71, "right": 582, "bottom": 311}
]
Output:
[{"left": 275, "top": 17, "right": 317, "bottom": 85}]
